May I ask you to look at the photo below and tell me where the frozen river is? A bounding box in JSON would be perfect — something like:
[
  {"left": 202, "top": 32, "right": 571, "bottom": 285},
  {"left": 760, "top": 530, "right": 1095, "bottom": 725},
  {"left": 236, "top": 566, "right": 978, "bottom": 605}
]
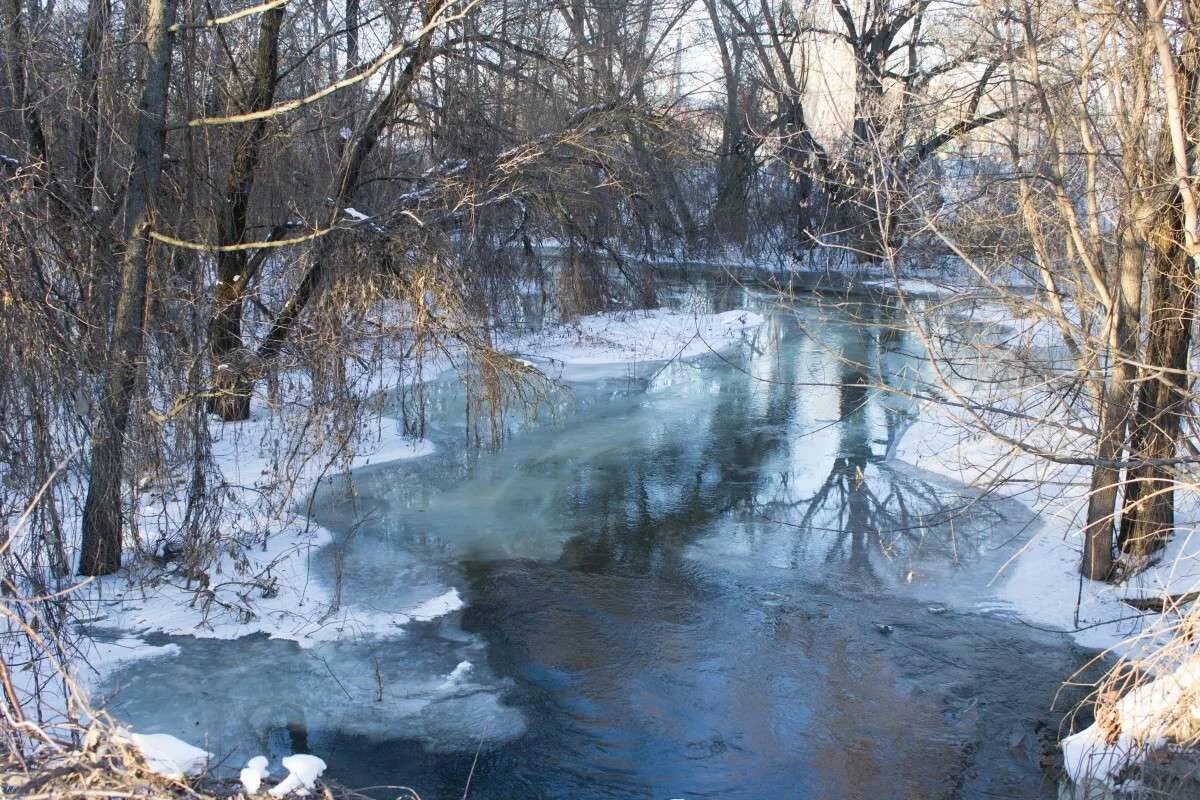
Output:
[{"left": 98, "top": 285, "right": 1091, "bottom": 798}]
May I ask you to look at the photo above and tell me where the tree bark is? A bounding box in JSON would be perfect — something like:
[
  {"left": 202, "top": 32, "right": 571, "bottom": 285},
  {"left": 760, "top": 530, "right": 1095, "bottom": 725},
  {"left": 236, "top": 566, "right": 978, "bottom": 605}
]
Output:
[
  {"left": 1116, "top": 2, "right": 1199, "bottom": 561},
  {"left": 79, "top": 0, "right": 177, "bottom": 576},
  {"left": 1118, "top": 205, "right": 1194, "bottom": 558},
  {"left": 208, "top": 5, "right": 285, "bottom": 422},
  {"left": 1082, "top": 217, "right": 1145, "bottom": 579},
  {"left": 2, "top": 0, "right": 49, "bottom": 164},
  {"left": 75, "top": 0, "right": 109, "bottom": 208},
  {"left": 704, "top": 0, "right": 752, "bottom": 245}
]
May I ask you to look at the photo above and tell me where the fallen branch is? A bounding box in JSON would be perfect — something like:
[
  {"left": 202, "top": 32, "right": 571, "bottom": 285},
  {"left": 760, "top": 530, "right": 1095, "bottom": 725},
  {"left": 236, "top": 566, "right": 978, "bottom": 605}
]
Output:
[{"left": 1120, "top": 592, "right": 1200, "bottom": 613}]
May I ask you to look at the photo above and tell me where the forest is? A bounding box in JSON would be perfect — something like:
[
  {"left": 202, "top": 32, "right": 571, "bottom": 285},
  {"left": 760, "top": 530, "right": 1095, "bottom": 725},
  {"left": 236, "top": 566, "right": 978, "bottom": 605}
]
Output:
[{"left": 1, "top": 0, "right": 1199, "bottom": 796}]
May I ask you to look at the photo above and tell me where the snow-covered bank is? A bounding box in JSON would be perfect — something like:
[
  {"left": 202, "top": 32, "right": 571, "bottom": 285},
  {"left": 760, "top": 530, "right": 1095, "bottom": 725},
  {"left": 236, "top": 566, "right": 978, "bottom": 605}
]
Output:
[
  {"left": 898, "top": 400, "right": 1200, "bottom": 652},
  {"left": 76, "top": 414, "right": 441, "bottom": 662},
  {"left": 896, "top": 377, "right": 1200, "bottom": 792},
  {"left": 509, "top": 308, "right": 764, "bottom": 367},
  {"left": 1062, "top": 655, "right": 1200, "bottom": 788}
]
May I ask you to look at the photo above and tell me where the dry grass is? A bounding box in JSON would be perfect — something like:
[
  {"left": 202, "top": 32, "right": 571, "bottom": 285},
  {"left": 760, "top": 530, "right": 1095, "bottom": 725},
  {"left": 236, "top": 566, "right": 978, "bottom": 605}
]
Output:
[{"left": 0, "top": 719, "right": 418, "bottom": 800}]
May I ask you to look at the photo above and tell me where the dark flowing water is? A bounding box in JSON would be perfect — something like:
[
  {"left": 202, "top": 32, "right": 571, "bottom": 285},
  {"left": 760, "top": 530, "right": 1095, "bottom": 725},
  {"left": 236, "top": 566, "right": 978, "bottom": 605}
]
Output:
[{"left": 98, "top": 287, "right": 1091, "bottom": 799}]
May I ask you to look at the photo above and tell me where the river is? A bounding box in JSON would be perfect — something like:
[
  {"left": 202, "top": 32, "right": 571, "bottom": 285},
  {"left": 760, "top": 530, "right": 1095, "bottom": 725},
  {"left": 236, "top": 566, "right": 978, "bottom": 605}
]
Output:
[{"left": 97, "top": 282, "right": 1092, "bottom": 799}]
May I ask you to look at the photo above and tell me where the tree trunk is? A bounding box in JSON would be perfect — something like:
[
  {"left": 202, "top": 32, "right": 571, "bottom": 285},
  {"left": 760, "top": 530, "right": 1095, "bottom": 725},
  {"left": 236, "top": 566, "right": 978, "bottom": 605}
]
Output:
[
  {"left": 2, "top": 0, "right": 48, "bottom": 163},
  {"left": 75, "top": 0, "right": 109, "bottom": 207},
  {"left": 778, "top": 101, "right": 822, "bottom": 245},
  {"left": 1117, "top": 3, "right": 1199, "bottom": 561},
  {"left": 1118, "top": 207, "right": 1194, "bottom": 559},
  {"left": 713, "top": 101, "right": 754, "bottom": 246},
  {"left": 209, "top": 5, "right": 285, "bottom": 422},
  {"left": 704, "top": 0, "right": 753, "bottom": 246},
  {"left": 1082, "top": 218, "right": 1145, "bottom": 579},
  {"left": 78, "top": 0, "right": 177, "bottom": 576}
]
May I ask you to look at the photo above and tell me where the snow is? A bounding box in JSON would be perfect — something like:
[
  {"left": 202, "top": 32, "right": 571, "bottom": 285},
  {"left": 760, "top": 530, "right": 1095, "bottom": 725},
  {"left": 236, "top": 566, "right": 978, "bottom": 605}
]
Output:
[
  {"left": 893, "top": 349, "right": 1200, "bottom": 789},
  {"left": 122, "top": 731, "right": 212, "bottom": 779},
  {"left": 843, "top": 268, "right": 1200, "bottom": 788},
  {"left": 402, "top": 588, "right": 465, "bottom": 621},
  {"left": 241, "top": 755, "right": 271, "bottom": 794},
  {"left": 70, "top": 287, "right": 1197, "bottom": 789},
  {"left": 53, "top": 303, "right": 779, "bottom": 776},
  {"left": 861, "top": 278, "right": 954, "bottom": 298},
  {"left": 1061, "top": 657, "right": 1200, "bottom": 787},
  {"left": 342, "top": 207, "right": 369, "bottom": 221},
  {"left": 77, "top": 414, "right": 442, "bottom": 652},
  {"left": 896, "top": 398, "right": 1200, "bottom": 653},
  {"left": 269, "top": 754, "right": 326, "bottom": 796},
  {"left": 1062, "top": 725, "right": 1134, "bottom": 787},
  {"left": 439, "top": 660, "right": 474, "bottom": 689},
  {"left": 509, "top": 308, "right": 765, "bottom": 367}
]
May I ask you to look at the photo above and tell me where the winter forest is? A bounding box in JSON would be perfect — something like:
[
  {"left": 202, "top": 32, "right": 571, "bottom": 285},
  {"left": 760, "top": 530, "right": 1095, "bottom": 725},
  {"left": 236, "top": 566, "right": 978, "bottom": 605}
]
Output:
[{"left": 1, "top": 0, "right": 1200, "bottom": 796}]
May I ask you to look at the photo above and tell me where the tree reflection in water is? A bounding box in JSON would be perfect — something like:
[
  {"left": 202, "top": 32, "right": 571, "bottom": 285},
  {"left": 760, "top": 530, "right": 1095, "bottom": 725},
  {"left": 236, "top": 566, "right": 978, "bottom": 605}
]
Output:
[{"left": 744, "top": 304, "right": 1011, "bottom": 588}]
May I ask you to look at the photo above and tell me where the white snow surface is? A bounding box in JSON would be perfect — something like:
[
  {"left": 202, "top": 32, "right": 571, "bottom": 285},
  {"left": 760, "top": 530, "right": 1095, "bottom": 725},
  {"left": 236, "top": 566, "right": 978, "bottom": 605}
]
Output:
[
  {"left": 440, "top": 660, "right": 474, "bottom": 689},
  {"left": 1061, "top": 657, "right": 1200, "bottom": 787},
  {"left": 121, "top": 731, "right": 212, "bottom": 779},
  {"left": 77, "top": 414, "right": 440, "bottom": 656},
  {"left": 896, "top": 379, "right": 1200, "bottom": 788},
  {"left": 240, "top": 767, "right": 263, "bottom": 795},
  {"left": 897, "top": 400, "right": 1200, "bottom": 654},
  {"left": 241, "top": 755, "right": 271, "bottom": 794},
  {"left": 403, "top": 588, "right": 465, "bottom": 621},
  {"left": 509, "top": 308, "right": 765, "bottom": 367},
  {"left": 873, "top": 277, "right": 1200, "bottom": 788},
  {"left": 861, "top": 278, "right": 954, "bottom": 298}
]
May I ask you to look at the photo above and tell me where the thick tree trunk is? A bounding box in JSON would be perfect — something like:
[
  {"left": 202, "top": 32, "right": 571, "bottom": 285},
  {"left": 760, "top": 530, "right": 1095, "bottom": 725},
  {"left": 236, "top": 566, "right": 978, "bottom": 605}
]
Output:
[
  {"left": 1118, "top": 207, "right": 1193, "bottom": 558},
  {"left": 208, "top": 5, "right": 285, "bottom": 422},
  {"left": 2, "top": 0, "right": 48, "bottom": 163},
  {"left": 704, "top": 0, "right": 753, "bottom": 246},
  {"left": 713, "top": 105, "right": 754, "bottom": 245},
  {"left": 78, "top": 0, "right": 177, "bottom": 576},
  {"left": 1082, "top": 219, "right": 1145, "bottom": 579},
  {"left": 1117, "top": 5, "right": 1199, "bottom": 562},
  {"left": 777, "top": 101, "right": 822, "bottom": 245},
  {"left": 829, "top": 42, "right": 901, "bottom": 261}
]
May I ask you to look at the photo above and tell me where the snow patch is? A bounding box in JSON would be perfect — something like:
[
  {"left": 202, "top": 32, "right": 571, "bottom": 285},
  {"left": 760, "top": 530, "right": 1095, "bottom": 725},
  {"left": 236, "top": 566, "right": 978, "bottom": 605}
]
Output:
[
  {"left": 121, "top": 731, "right": 211, "bottom": 779},
  {"left": 240, "top": 755, "right": 270, "bottom": 795},
  {"left": 402, "top": 588, "right": 465, "bottom": 622},
  {"left": 1062, "top": 657, "right": 1200, "bottom": 787},
  {"left": 269, "top": 753, "right": 326, "bottom": 796},
  {"left": 77, "top": 413, "right": 441, "bottom": 653},
  {"left": 861, "top": 278, "right": 954, "bottom": 298},
  {"left": 511, "top": 308, "right": 765, "bottom": 366}
]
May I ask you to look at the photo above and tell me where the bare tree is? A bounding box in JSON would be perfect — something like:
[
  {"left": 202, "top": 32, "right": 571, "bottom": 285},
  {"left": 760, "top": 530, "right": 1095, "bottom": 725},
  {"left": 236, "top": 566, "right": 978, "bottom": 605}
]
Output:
[{"left": 79, "top": 0, "right": 180, "bottom": 575}]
